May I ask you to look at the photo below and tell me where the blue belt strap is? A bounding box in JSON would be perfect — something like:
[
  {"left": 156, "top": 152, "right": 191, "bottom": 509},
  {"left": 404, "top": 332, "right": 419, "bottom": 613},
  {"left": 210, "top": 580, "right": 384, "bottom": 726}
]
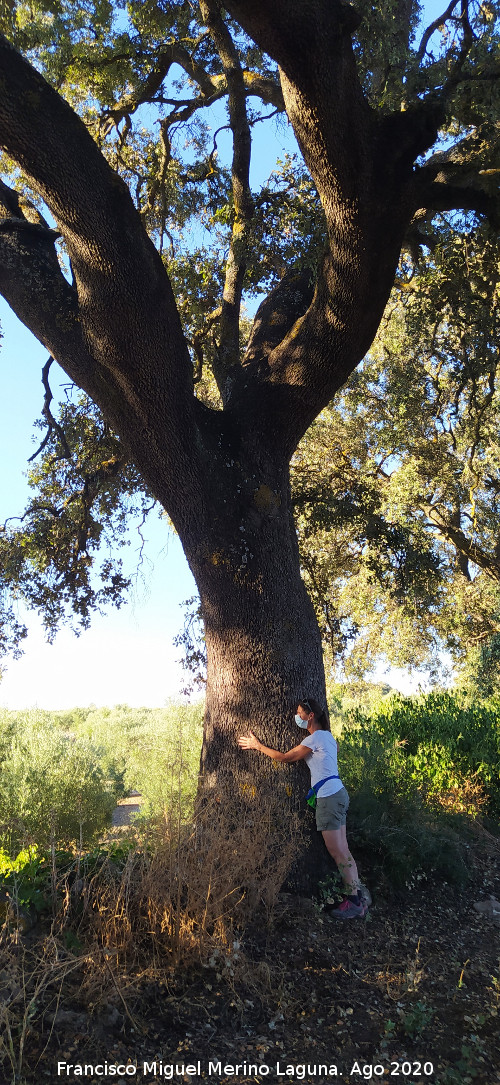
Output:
[{"left": 306, "top": 774, "right": 340, "bottom": 802}]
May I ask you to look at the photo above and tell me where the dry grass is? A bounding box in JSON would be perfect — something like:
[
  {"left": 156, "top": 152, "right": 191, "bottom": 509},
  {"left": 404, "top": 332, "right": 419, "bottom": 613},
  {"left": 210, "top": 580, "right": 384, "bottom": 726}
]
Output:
[
  {"left": 0, "top": 932, "right": 93, "bottom": 1084},
  {"left": 427, "top": 776, "right": 489, "bottom": 817},
  {"left": 85, "top": 787, "right": 303, "bottom": 971},
  {"left": 0, "top": 786, "right": 303, "bottom": 1083}
]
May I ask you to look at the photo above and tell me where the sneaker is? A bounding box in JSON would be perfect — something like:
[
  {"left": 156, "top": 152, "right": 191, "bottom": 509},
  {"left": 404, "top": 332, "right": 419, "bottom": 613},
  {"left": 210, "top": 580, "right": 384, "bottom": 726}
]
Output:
[
  {"left": 325, "top": 897, "right": 365, "bottom": 919},
  {"left": 358, "top": 883, "right": 372, "bottom": 909}
]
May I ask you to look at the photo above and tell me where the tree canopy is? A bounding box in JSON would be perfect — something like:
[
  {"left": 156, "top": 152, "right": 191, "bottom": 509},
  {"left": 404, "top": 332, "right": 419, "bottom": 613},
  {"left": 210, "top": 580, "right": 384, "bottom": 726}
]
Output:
[
  {"left": 294, "top": 221, "right": 500, "bottom": 683},
  {"left": 0, "top": 0, "right": 499, "bottom": 731}
]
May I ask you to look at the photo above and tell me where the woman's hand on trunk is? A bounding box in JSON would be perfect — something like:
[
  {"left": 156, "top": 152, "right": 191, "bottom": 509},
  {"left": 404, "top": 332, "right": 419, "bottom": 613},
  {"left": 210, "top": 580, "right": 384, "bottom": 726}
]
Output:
[{"left": 238, "top": 730, "right": 261, "bottom": 751}]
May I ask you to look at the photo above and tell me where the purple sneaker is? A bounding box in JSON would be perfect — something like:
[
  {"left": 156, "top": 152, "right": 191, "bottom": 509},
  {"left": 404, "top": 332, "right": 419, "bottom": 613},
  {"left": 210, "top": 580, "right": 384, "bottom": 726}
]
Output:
[{"left": 326, "top": 897, "right": 366, "bottom": 919}]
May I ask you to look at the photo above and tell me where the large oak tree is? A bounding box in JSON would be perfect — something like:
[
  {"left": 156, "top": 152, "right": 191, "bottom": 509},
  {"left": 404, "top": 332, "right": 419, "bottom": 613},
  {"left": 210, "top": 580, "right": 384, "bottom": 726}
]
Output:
[{"left": 0, "top": 1, "right": 499, "bottom": 837}]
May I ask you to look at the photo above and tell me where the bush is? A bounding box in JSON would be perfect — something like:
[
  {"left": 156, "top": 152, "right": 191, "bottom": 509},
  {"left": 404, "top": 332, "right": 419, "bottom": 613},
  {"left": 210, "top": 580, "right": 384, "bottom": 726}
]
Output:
[
  {"left": 0, "top": 701, "right": 204, "bottom": 856},
  {"left": 0, "top": 711, "right": 118, "bottom": 855},
  {"left": 343, "top": 691, "right": 500, "bottom": 817},
  {"left": 338, "top": 725, "right": 470, "bottom": 888},
  {"left": 78, "top": 701, "right": 204, "bottom": 818}
]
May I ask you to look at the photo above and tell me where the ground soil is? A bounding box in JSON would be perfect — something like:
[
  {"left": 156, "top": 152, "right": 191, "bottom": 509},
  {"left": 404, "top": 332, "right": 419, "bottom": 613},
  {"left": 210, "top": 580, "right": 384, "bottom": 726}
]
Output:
[
  {"left": 2, "top": 840, "right": 499, "bottom": 1085},
  {"left": 110, "top": 793, "right": 144, "bottom": 829},
  {"left": 2, "top": 797, "right": 499, "bottom": 1085}
]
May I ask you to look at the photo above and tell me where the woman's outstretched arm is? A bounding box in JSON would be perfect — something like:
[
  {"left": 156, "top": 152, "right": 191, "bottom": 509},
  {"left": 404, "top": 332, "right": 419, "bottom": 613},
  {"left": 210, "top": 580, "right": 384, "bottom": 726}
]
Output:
[{"left": 238, "top": 731, "right": 310, "bottom": 763}]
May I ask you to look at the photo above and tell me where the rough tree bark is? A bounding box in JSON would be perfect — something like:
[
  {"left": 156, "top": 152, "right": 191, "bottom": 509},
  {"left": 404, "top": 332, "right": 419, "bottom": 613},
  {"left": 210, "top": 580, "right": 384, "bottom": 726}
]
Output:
[{"left": 0, "top": 0, "right": 495, "bottom": 887}]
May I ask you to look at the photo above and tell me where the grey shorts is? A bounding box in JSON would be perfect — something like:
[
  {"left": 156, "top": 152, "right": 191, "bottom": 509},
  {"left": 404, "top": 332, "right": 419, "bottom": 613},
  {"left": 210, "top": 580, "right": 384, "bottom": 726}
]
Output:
[{"left": 315, "top": 786, "right": 350, "bottom": 831}]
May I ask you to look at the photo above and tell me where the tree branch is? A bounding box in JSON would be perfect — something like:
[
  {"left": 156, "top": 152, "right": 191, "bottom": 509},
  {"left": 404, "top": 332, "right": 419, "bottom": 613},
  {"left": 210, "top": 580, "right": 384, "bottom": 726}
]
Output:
[
  {"left": 0, "top": 33, "right": 204, "bottom": 529},
  {"left": 101, "top": 40, "right": 214, "bottom": 132},
  {"left": 219, "top": 0, "right": 416, "bottom": 450},
  {"left": 410, "top": 128, "right": 500, "bottom": 222},
  {"left": 29, "top": 357, "right": 72, "bottom": 462},
  {"left": 200, "top": 0, "right": 255, "bottom": 395},
  {"left": 0, "top": 180, "right": 98, "bottom": 391},
  {"left": 424, "top": 504, "right": 500, "bottom": 582},
  {"left": 0, "top": 34, "right": 190, "bottom": 398},
  {"left": 454, "top": 0, "right": 475, "bottom": 80},
  {"left": 102, "top": 42, "right": 285, "bottom": 135},
  {"left": 224, "top": 0, "right": 361, "bottom": 76},
  {"left": 415, "top": 0, "right": 460, "bottom": 65},
  {"left": 416, "top": 180, "right": 498, "bottom": 220},
  {"left": 423, "top": 128, "right": 500, "bottom": 181},
  {"left": 190, "top": 306, "right": 222, "bottom": 383},
  {"left": 242, "top": 269, "right": 315, "bottom": 371}
]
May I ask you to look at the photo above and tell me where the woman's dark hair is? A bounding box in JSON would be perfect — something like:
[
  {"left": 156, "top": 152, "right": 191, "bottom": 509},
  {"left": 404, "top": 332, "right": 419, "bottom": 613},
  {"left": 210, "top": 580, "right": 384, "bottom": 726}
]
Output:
[{"left": 299, "top": 697, "right": 330, "bottom": 731}]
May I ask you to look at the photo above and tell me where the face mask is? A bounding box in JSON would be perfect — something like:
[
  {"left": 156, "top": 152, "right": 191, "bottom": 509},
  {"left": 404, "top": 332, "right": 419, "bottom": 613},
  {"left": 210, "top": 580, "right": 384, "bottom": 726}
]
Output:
[{"left": 295, "top": 714, "right": 309, "bottom": 728}]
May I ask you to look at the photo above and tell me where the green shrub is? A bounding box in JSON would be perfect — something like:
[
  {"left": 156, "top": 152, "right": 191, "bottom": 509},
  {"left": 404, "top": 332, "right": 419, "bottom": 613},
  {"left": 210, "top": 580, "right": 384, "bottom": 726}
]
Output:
[
  {"left": 79, "top": 701, "right": 204, "bottom": 818},
  {"left": 343, "top": 691, "right": 500, "bottom": 816},
  {"left": 0, "top": 712, "right": 118, "bottom": 855},
  {"left": 123, "top": 702, "right": 203, "bottom": 818},
  {"left": 336, "top": 689, "right": 499, "bottom": 889},
  {"left": 0, "top": 846, "right": 63, "bottom": 912},
  {"left": 339, "top": 724, "right": 471, "bottom": 888}
]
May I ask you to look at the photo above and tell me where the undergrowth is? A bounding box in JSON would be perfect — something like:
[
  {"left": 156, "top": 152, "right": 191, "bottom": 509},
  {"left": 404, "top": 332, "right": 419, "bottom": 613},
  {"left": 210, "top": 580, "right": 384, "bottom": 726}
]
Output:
[
  {"left": 0, "top": 783, "right": 302, "bottom": 1083},
  {"left": 335, "top": 690, "right": 500, "bottom": 889},
  {"left": 0, "top": 692, "right": 499, "bottom": 1082}
]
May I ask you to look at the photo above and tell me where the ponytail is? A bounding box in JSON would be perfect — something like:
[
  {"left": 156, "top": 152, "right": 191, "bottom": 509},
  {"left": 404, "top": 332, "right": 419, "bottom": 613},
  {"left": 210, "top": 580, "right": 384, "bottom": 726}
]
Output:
[{"left": 299, "top": 697, "right": 331, "bottom": 731}]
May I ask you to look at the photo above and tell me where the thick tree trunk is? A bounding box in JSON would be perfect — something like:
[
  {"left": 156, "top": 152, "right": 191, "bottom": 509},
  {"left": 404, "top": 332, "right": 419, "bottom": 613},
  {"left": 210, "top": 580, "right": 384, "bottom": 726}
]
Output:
[
  {"left": 198, "top": 517, "right": 324, "bottom": 779},
  {"left": 180, "top": 442, "right": 333, "bottom": 891}
]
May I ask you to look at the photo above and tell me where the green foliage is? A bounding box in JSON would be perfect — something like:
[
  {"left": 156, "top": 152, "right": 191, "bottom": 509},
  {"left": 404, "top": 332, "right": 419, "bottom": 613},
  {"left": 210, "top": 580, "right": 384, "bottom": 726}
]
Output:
[
  {"left": 463, "top": 631, "right": 500, "bottom": 697},
  {"left": 327, "top": 678, "right": 393, "bottom": 720},
  {"left": 348, "top": 690, "right": 500, "bottom": 815},
  {"left": 0, "top": 709, "right": 118, "bottom": 854},
  {"left": 293, "top": 223, "right": 500, "bottom": 680},
  {"left": 0, "top": 708, "right": 18, "bottom": 762},
  {"left": 0, "top": 702, "right": 203, "bottom": 859},
  {"left": 76, "top": 700, "right": 204, "bottom": 818},
  {"left": 0, "top": 391, "right": 155, "bottom": 643},
  {"left": 0, "top": 839, "right": 134, "bottom": 914},
  {"left": 402, "top": 1000, "right": 435, "bottom": 1038},
  {"left": 353, "top": 0, "right": 500, "bottom": 118},
  {"left": 333, "top": 689, "right": 500, "bottom": 887},
  {"left": 0, "top": 846, "right": 57, "bottom": 911},
  {"left": 339, "top": 726, "right": 468, "bottom": 888}
]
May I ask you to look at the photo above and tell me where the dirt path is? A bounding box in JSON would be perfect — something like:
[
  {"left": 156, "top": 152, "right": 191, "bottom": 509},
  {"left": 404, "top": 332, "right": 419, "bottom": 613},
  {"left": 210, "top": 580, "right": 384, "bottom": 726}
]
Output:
[{"left": 111, "top": 791, "right": 143, "bottom": 828}]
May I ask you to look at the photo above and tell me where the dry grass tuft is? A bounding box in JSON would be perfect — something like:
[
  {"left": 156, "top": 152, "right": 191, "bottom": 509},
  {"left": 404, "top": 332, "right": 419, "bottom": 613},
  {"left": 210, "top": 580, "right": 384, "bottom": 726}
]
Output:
[
  {"left": 85, "top": 786, "right": 302, "bottom": 971},
  {"left": 0, "top": 785, "right": 303, "bottom": 1082},
  {"left": 426, "top": 775, "right": 489, "bottom": 817}
]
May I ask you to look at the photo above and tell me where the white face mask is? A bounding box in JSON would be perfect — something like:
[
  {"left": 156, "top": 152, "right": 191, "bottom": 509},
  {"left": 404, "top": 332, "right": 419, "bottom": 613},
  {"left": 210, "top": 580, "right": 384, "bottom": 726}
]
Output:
[{"left": 295, "top": 714, "right": 309, "bottom": 728}]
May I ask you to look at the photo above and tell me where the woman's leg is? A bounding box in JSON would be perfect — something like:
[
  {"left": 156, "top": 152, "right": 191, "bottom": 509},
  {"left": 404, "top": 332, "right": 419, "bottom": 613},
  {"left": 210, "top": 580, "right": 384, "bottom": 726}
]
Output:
[{"left": 321, "top": 827, "right": 360, "bottom": 896}]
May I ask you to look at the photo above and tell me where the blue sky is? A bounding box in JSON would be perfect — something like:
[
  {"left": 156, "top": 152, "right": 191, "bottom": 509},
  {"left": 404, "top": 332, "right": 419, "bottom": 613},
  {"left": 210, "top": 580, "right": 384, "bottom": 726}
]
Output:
[{"left": 0, "top": 6, "right": 446, "bottom": 708}]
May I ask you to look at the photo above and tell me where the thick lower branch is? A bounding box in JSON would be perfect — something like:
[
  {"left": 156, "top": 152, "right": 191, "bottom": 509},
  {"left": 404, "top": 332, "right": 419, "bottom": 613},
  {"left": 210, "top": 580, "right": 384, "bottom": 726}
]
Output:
[
  {"left": 0, "top": 192, "right": 96, "bottom": 391},
  {"left": 0, "top": 33, "right": 194, "bottom": 432},
  {"left": 243, "top": 269, "right": 315, "bottom": 370},
  {"left": 416, "top": 181, "right": 498, "bottom": 222}
]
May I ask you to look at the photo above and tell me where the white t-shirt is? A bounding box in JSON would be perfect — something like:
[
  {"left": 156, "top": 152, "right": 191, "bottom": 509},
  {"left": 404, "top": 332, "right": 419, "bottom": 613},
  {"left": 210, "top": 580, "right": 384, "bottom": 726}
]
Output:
[{"left": 300, "top": 730, "right": 344, "bottom": 797}]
